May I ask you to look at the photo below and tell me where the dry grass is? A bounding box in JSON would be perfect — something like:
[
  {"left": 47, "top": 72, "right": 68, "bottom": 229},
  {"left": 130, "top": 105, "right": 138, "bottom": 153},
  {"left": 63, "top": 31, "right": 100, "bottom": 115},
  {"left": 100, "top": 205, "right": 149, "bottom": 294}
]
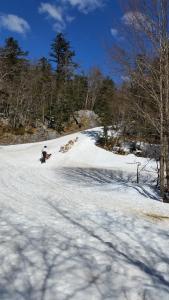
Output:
[
  {"left": 12, "top": 127, "right": 25, "bottom": 135},
  {"left": 26, "top": 127, "right": 36, "bottom": 134},
  {"left": 0, "top": 124, "right": 11, "bottom": 137},
  {"left": 144, "top": 213, "right": 169, "bottom": 222}
]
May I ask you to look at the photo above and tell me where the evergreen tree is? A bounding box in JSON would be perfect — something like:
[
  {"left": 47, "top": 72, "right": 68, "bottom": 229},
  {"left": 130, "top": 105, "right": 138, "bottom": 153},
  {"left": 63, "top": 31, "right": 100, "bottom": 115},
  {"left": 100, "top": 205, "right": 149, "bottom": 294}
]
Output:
[
  {"left": 32, "top": 57, "right": 53, "bottom": 122},
  {"left": 0, "top": 37, "right": 29, "bottom": 122},
  {"left": 50, "top": 33, "right": 76, "bottom": 80},
  {"left": 0, "top": 37, "right": 28, "bottom": 66},
  {"left": 38, "top": 57, "right": 52, "bottom": 82},
  {"left": 94, "top": 77, "right": 115, "bottom": 125}
]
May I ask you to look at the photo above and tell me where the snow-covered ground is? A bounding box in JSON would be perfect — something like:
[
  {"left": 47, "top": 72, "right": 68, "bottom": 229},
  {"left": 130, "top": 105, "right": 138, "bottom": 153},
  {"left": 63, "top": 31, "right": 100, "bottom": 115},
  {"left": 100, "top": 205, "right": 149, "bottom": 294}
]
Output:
[{"left": 0, "top": 128, "right": 169, "bottom": 300}]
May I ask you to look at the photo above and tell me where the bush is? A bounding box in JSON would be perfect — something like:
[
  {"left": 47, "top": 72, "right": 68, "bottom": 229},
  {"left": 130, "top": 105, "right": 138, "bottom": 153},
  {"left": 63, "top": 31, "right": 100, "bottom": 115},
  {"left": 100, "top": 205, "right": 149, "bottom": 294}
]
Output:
[
  {"left": 0, "top": 124, "right": 11, "bottom": 136},
  {"left": 116, "top": 148, "right": 126, "bottom": 155},
  {"left": 96, "top": 135, "right": 123, "bottom": 152},
  {"left": 26, "top": 127, "right": 36, "bottom": 134},
  {"left": 12, "top": 126, "right": 25, "bottom": 135}
]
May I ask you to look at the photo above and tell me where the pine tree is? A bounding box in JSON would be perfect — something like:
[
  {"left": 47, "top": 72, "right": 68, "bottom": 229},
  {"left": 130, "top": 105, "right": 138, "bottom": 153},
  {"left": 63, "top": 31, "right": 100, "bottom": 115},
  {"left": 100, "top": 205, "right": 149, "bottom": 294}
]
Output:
[
  {"left": 38, "top": 57, "right": 52, "bottom": 81},
  {"left": 94, "top": 77, "right": 115, "bottom": 125},
  {"left": 50, "top": 33, "right": 76, "bottom": 81},
  {"left": 0, "top": 37, "right": 28, "bottom": 66}
]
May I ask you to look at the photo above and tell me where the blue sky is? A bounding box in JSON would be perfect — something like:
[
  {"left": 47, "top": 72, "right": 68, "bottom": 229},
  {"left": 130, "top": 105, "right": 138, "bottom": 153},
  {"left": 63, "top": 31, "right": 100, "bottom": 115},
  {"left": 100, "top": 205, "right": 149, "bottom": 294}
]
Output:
[{"left": 0, "top": 0, "right": 124, "bottom": 80}]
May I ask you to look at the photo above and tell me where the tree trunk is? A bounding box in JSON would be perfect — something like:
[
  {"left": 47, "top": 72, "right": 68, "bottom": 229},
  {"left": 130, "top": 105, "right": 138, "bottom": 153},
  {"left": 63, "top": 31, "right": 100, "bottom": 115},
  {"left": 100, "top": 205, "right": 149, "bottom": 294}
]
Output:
[
  {"left": 165, "top": 135, "right": 169, "bottom": 191},
  {"left": 160, "top": 138, "right": 165, "bottom": 198}
]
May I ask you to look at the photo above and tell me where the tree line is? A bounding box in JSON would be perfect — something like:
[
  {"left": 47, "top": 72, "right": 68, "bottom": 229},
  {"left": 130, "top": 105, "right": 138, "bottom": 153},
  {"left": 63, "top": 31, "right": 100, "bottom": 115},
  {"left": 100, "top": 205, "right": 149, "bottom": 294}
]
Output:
[{"left": 0, "top": 33, "right": 116, "bottom": 133}]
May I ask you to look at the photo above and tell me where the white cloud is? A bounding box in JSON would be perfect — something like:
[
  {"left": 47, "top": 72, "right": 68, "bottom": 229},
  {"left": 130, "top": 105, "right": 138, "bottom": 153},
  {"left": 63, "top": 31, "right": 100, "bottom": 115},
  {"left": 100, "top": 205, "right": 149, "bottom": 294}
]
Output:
[
  {"left": 0, "top": 14, "right": 30, "bottom": 34},
  {"left": 39, "top": 2, "right": 65, "bottom": 31},
  {"left": 39, "top": 2, "right": 63, "bottom": 22},
  {"left": 110, "top": 28, "right": 118, "bottom": 37},
  {"left": 39, "top": 0, "right": 104, "bottom": 31},
  {"left": 61, "top": 0, "right": 104, "bottom": 13},
  {"left": 53, "top": 21, "right": 65, "bottom": 31},
  {"left": 66, "top": 15, "right": 75, "bottom": 23},
  {"left": 122, "top": 11, "right": 148, "bottom": 30}
]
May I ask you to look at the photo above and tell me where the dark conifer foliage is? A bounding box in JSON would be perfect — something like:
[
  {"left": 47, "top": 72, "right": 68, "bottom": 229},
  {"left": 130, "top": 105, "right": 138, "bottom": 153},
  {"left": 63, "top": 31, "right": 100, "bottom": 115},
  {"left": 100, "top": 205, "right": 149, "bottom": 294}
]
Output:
[
  {"left": 0, "top": 33, "right": 116, "bottom": 133},
  {"left": 0, "top": 37, "right": 28, "bottom": 65},
  {"left": 50, "top": 33, "right": 77, "bottom": 80}
]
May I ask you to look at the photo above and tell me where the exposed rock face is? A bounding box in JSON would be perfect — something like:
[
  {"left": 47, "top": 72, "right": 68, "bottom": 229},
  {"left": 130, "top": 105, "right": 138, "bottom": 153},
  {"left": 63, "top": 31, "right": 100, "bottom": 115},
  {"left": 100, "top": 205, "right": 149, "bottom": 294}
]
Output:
[
  {"left": 67, "top": 110, "right": 100, "bottom": 131},
  {"left": 0, "top": 124, "right": 59, "bottom": 145},
  {"left": 0, "top": 111, "right": 100, "bottom": 145}
]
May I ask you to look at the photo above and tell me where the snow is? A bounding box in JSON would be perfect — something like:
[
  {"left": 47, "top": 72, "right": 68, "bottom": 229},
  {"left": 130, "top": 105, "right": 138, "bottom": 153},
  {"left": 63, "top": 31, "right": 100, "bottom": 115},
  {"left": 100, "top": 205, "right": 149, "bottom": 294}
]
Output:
[{"left": 0, "top": 128, "right": 169, "bottom": 300}]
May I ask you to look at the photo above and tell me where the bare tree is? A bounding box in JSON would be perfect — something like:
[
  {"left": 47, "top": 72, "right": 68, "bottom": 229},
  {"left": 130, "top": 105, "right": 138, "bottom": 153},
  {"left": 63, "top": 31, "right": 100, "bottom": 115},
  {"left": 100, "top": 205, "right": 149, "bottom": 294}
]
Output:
[
  {"left": 84, "top": 67, "right": 104, "bottom": 110},
  {"left": 111, "top": 0, "right": 169, "bottom": 199}
]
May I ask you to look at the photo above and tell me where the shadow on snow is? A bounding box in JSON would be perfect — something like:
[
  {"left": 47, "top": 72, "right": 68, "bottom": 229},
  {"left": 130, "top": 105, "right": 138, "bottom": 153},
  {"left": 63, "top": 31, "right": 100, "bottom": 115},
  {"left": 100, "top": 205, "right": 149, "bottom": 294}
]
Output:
[
  {"left": 59, "top": 167, "right": 159, "bottom": 201},
  {"left": 0, "top": 202, "right": 169, "bottom": 300}
]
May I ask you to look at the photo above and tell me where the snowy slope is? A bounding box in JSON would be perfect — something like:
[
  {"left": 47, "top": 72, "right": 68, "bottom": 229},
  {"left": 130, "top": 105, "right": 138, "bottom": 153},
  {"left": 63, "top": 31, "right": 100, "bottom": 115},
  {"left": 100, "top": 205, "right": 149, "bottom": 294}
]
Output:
[{"left": 0, "top": 128, "right": 169, "bottom": 300}]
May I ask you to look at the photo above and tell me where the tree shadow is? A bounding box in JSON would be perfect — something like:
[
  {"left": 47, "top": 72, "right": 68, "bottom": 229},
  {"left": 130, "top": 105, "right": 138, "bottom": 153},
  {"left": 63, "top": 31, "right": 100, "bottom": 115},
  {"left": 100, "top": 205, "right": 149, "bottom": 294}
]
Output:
[
  {"left": 0, "top": 201, "right": 169, "bottom": 300},
  {"left": 59, "top": 167, "right": 159, "bottom": 201},
  {"left": 82, "top": 129, "right": 101, "bottom": 141}
]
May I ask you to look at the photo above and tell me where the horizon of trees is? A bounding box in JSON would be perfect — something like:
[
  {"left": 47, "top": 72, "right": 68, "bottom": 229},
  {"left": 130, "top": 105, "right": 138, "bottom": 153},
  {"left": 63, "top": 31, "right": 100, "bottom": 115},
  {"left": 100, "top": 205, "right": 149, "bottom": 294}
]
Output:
[{"left": 0, "top": 33, "right": 116, "bottom": 133}]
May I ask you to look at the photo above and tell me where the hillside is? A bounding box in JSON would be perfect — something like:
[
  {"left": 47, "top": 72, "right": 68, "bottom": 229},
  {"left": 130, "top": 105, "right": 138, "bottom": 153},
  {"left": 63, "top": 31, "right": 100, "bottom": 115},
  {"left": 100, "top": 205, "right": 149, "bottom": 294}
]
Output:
[{"left": 0, "top": 128, "right": 169, "bottom": 300}]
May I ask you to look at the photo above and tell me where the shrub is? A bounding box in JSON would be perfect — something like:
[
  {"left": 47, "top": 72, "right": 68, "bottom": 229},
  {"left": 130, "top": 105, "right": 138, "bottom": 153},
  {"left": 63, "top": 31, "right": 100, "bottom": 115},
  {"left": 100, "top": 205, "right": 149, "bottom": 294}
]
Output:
[
  {"left": 12, "top": 126, "right": 25, "bottom": 135},
  {"left": 26, "top": 127, "right": 36, "bottom": 134}
]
